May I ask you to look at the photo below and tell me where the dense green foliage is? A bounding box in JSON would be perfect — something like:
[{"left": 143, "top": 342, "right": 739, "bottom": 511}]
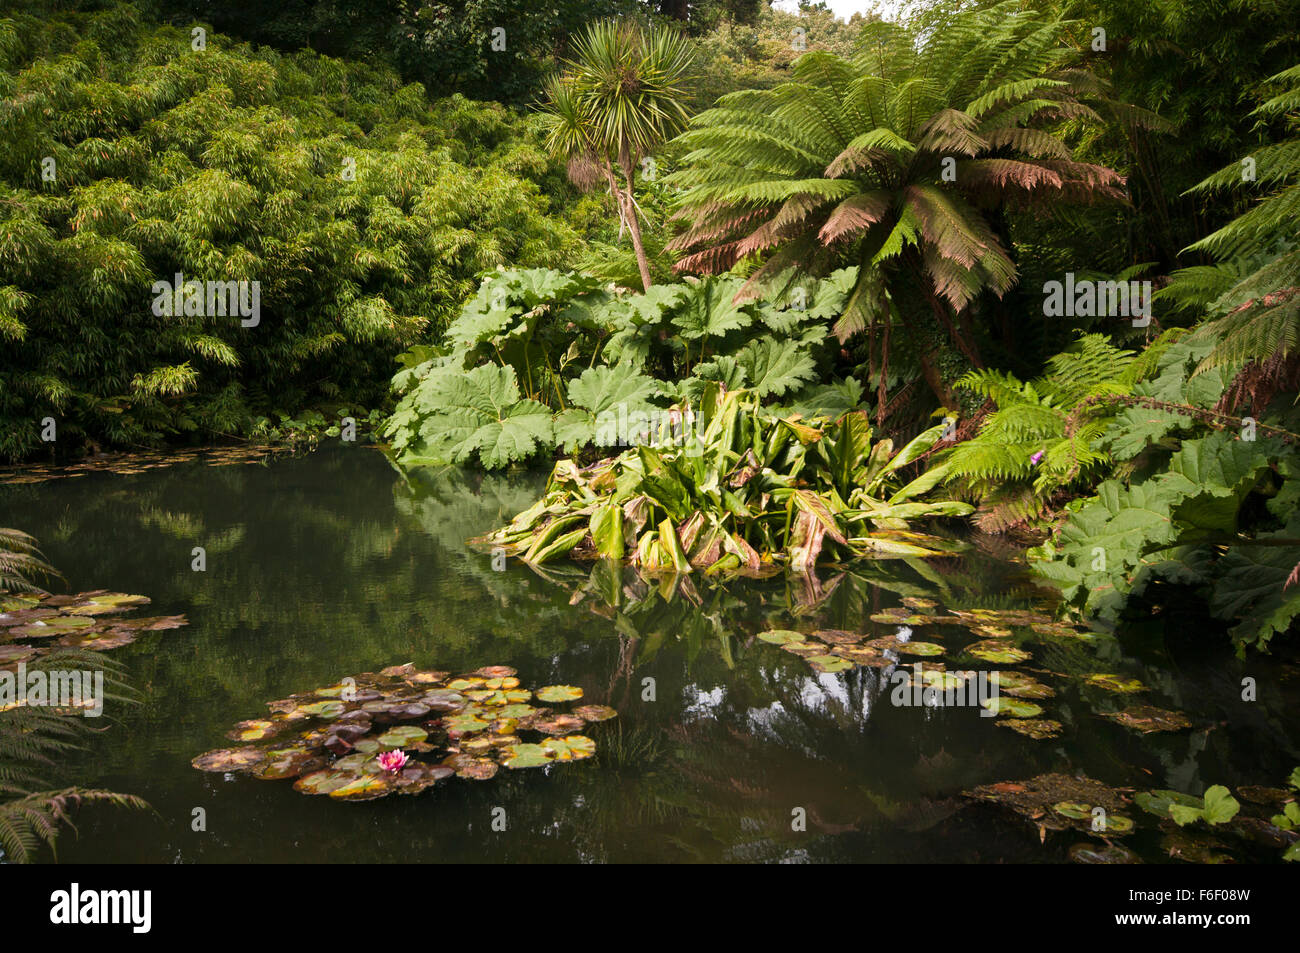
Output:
[
  {"left": 383, "top": 266, "right": 871, "bottom": 469},
  {"left": 939, "top": 334, "right": 1143, "bottom": 531},
  {"left": 0, "top": 4, "right": 580, "bottom": 460},
  {"left": 1030, "top": 337, "right": 1300, "bottom": 652},
  {"left": 145, "top": 0, "right": 640, "bottom": 104},
  {"left": 4, "top": 0, "right": 1300, "bottom": 653},
  {"left": 1161, "top": 61, "right": 1300, "bottom": 406}
]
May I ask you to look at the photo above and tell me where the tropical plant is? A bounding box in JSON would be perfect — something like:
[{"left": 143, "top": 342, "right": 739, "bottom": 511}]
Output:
[
  {"left": 1030, "top": 339, "right": 1300, "bottom": 652},
  {"left": 1159, "top": 61, "right": 1300, "bottom": 413},
  {"left": 539, "top": 19, "right": 697, "bottom": 291},
  {"left": 382, "top": 267, "right": 871, "bottom": 469},
  {"left": 665, "top": 1, "right": 1126, "bottom": 407},
  {"left": 0, "top": 528, "right": 58, "bottom": 593},
  {"left": 937, "top": 334, "right": 1140, "bottom": 531},
  {"left": 470, "top": 383, "right": 973, "bottom": 570},
  {"left": 0, "top": 530, "right": 146, "bottom": 862}
]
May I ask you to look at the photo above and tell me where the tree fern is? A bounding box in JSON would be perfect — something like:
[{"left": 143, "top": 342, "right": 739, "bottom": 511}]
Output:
[
  {"left": 0, "top": 530, "right": 148, "bottom": 862},
  {"left": 942, "top": 335, "right": 1137, "bottom": 514},
  {"left": 665, "top": 1, "right": 1125, "bottom": 405},
  {"left": 1161, "top": 61, "right": 1300, "bottom": 409}
]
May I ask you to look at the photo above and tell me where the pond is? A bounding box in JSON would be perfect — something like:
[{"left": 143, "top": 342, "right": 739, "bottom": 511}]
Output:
[{"left": 4, "top": 445, "right": 1298, "bottom": 863}]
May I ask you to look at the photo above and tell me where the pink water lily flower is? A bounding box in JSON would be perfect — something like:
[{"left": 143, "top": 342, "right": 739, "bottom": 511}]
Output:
[{"left": 377, "top": 750, "right": 408, "bottom": 774}]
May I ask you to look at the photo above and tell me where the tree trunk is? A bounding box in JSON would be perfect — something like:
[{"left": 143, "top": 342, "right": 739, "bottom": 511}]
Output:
[
  {"left": 618, "top": 154, "right": 653, "bottom": 293},
  {"left": 916, "top": 346, "right": 957, "bottom": 408}
]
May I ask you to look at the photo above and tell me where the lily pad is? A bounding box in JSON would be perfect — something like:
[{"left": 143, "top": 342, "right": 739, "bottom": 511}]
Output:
[
  {"left": 329, "top": 774, "right": 393, "bottom": 801},
  {"left": 192, "top": 747, "right": 266, "bottom": 772},
  {"left": 503, "top": 743, "right": 555, "bottom": 769},
  {"left": 995, "top": 718, "right": 1062, "bottom": 739},
  {"left": 444, "top": 753, "right": 498, "bottom": 780},
  {"left": 1099, "top": 705, "right": 1192, "bottom": 733},
  {"left": 542, "top": 735, "right": 596, "bottom": 761},
  {"left": 573, "top": 704, "right": 618, "bottom": 722},
  {"left": 535, "top": 685, "right": 583, "bottom": 703},
  {"left": 1053, "top": 801, "right": 1093, "bottom": 820},
  {"left": 227, "top": 719, "right": 280, "bottom": 742},
  {"left": 758, "top": 629, "right": 807, "bottom": 645},
  {"left": 1103, "top": 814, "right": 1135, "bottom": 834},
  {"left": 0, "top": 645, "right": 38, "bottom": 664},
  {"left": 807, "top": 654, "right": 854, "bottom": 673},
  {"left": 65, "top": 593, "right": 150, "bottom": 615},
  {"left": 991, "top": 672, "right": 1055, "bottom": 699},
  {"left": 1069, "top": 843, "right": 1140, "bottom": 864},
  {"left": 447, "top": 677, "right": 485, "bottom": 691},
  {"left": 443, "top": 712, "right": 491, "bottom": 734},
  {"left": 473, "top": 666, "right": 517, "bottom": 678},
  {"left": 296, "top": 700, "right": 347, "bottom": 719},
  {"left": 980, "top": 696, "right": 1044, "bottom": 718},
  {"left": 966, "top": 640, "right": 1030, "bottom": 664},
  {"left": 532, "top": 713, "right": 586, "bottom": 735},
  {"left": 894, "top": 641, "right": 945, "bottom": 657},
  {"left": 294, "top": 770, "right": 356, "bottom": 795},
  {"left": 377, "top": 726, "right": 428, "bottom": 748},
  {"left": 812, "top": 629, "right": 862, "bottom": 645},
  {"left": 1084, "top": 673, "right": 1146, "bottom": 694}
]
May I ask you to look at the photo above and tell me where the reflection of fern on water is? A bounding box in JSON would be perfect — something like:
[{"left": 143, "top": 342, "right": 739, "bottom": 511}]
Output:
[{"left": 0, "top": 531, "right": 147, "bottom": 862}]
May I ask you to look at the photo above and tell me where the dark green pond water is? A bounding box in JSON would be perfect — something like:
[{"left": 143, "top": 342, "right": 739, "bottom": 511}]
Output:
[{"left": 4, "top": 445, "right": 1298, "bottom": 863}]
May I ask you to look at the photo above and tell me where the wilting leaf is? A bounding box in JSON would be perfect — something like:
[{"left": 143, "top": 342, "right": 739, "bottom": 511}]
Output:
[
  {"left": 573, "top": 705, "right": 618, "bottom": 722},
  {"left": 192, "top": 747, "right": 266, "bottom": 772},
  {"left": 1084, "top": 673, "right": 1146, "bottom": 694},
  {"left": 1099, "top": 704, "right": 1193, "bottom": 733}
]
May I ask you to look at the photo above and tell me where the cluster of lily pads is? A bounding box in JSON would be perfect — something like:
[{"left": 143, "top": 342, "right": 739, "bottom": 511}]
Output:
[
  {"left": 193, "top": 663, "right": 617, "bottom": 802},
  {"left": 966, "top": 770, "right": 1300, "bottom": 863},
  {"left": 0, "top": 590, "right": 187, "bottom": 667},
  {"left": 757, "top": 598, "right": 1194, "bottom": 741},
  {"left": 0, "top": 445, "right": 289, "bottom": 486}
]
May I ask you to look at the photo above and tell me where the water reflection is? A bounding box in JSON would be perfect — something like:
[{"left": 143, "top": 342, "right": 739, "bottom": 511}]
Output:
[{"left": 1, "top": 446, "right": 1295, "bottom": 862}]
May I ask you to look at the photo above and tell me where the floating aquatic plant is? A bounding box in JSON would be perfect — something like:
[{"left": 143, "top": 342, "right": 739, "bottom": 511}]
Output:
[
  {"left": 193, "top": 664, "right": 617, "bottom": 802},
  {"left": 0, "top": 590, "right": 187, "bottom": 667},
  {"left": 0, "top": 446, "right": 290, "bottom": 486},
  {"left": 377, "top": 750, "right": 409, "bottom": 773}
]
